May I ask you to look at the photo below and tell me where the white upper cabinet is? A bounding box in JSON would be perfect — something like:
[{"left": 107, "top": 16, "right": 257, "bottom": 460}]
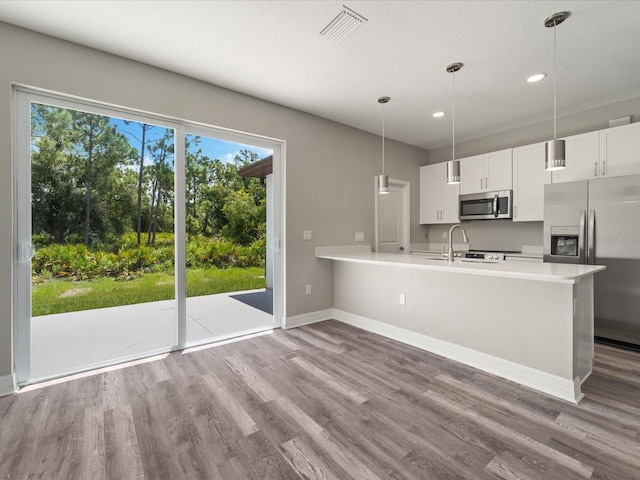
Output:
[
  {"left": 459, "top": 149, "right": 512, "bottom": 195},
  {"left": 485, "top": 149, "right": 513, "bottom": 191},
  {"left": 459, "top": 154, "right": 485, "bottom": 194},
  {"left": 420, "top": 164, "right": 440, "bottom": 224},
  {"left": 420, "top": 163, "right": 459, "bottom": 224},
  {"left": 599, "top": 122, "right": 640, "bottom": 178},
  {"left": 512, "top": 142, "right": 551, "bottom": 222},
  {"left": 551, "top": 131, "right": 600, "bottom": 183}
]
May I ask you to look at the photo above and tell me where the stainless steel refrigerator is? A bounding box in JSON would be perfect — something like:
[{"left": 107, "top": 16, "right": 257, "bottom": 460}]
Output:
[{"left": 543, "top": 174, "right": 640, "bottom": 350}]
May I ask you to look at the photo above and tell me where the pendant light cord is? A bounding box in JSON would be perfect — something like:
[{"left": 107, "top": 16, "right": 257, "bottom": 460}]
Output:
[
  {"left": 553, "top": 18, "right": 557, "bottom": 141},
  {"left": 382, "top": 101, "right": 385, "bottom": 175},
  {"left": 452, "top": 69, "right": 456, "bottom": 162}
]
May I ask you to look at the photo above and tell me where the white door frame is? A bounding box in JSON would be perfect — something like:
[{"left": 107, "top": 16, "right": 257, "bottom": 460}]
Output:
[
  {"left": 374, "top": 177, "right": 410, "bottom": 253},
  {"left": 12, "top": 86, "right": 286, "bottom": 385}
]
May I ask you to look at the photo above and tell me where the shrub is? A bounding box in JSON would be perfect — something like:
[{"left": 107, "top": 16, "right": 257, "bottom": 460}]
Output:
[
  {"left": 32, "top": 234, "right": 265, "bottom": 281},
  {"left": 186, "top": 235, "right": 265, "bottom": 269}
]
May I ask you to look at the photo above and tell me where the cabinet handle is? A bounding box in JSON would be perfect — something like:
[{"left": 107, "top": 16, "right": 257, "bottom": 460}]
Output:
[
  {"left": 594, "top": 162, "right": 598, "bottom": 177},
  {"left": 485, "top": 177, "right": 488, "bottom": 189},
  {"left": 480, "top": 178, "right": 483, "bottom": 189},
  {"left": 601, "top": 161, "right": 606, "bottom": 176},
  {"left": 514, "top": 205, "right": 517, "bottom": 218}
]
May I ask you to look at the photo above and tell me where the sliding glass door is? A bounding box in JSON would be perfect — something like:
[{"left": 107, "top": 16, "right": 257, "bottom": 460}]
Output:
[
  {"left": 14, "top": 89, "right": 283, "bottom": 385},
  {"left": 184, "top": 129, "right": 275, "bottom": 345}
]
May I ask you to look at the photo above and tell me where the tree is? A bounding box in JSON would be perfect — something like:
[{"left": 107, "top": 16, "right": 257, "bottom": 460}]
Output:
[
  {"left": 123, "top": 122, "right": 157, "bottom": 245},
  {"left": 69, "top": 111, "right": 137, "bottom": 245},
  {"left": 31, "top": 104, "right": 83, "bottom": 243},
  {"left": 182, "top": 143, "right": 267, "bottom": 243},
  {"left": 185, "top": 136, "right": 211, "bottom": 238},
  {"left": 30, "top": 104, "right": 137, "bottom": 245},
  {"left": 220, "top": 189, "right": 266, "bottom": 245},
  {"left": 146, "top": 130, "right": 175, "bottom": 244}
]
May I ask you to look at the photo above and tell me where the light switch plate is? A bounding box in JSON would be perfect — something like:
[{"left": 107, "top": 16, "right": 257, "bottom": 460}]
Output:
[
  {"left": 305, "top": 284, "right": 312, "bottom": 295},
  {"left": 303, "top": 230, "right": 312, "bottom": 240},
  {"left": 355, "top": 232, "right": 364, "bottom": 242}
]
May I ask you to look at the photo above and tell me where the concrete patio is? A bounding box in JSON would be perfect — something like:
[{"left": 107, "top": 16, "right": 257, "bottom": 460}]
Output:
[{"left": 30, "top": 288, "right": 274, "bottom": 380}]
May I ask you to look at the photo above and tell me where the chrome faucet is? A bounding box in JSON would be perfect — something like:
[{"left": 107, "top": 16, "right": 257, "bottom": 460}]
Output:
[{"left": 448, "top": 224, "right": 470, "bottom": 262}]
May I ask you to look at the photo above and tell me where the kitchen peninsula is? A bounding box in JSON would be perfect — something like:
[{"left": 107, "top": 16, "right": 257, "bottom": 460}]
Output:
[{"left": 317, "top": 246, "right": 605, "bottom": 403}]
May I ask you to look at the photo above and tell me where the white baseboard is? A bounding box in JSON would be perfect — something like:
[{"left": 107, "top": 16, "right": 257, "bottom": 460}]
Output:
[
  {"left": 284, "top": 309, "right": 334, "bottom": 329},
  {"left": 0, "top": 373, "right": 17, "bottom": 397},
  {"left": 333, "top": 309, "right": 581, "bottom": 404}
]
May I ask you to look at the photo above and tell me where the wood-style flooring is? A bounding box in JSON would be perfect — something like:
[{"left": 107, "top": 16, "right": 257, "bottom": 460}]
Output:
[{"left": 1, "top": 320, "right": 639, "bottom": 479}]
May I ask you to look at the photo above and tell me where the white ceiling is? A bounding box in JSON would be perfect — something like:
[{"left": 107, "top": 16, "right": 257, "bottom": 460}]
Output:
[{"left": 1, "top": 1, "right": 640, "bottom": 150}]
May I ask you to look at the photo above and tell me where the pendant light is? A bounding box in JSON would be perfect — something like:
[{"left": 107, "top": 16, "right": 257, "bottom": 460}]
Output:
[
  {"left": 446, "top": 62, "right": 463, "bottom": 184},
  {"left": 377, "top": 96, "right": 390, "bottom": 194},
  {"left": 544, "top": 11, "right": 569, "bottom": 171}
]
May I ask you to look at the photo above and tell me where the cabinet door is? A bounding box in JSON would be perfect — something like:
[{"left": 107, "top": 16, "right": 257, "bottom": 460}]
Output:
[
  {"left": 419, "top": 165, "right": 440, "bottom": 224},
  {"left": 441, "top": 180, "right": 460, "bottom": 223},
  {"left": 485, "top": 148, "right": 513, "bottom": 191},
  {"left": 599, "top": 122, "right": 640, "bottom": 178},
  {"left": 512, "top": 143, "right": 551, "bottom": 222},
  {"left": 552, "top": 131, "right": 599, "bottom": 183},
  {"left": 459, "top": 154, "right": 486, "bottom": 195}
]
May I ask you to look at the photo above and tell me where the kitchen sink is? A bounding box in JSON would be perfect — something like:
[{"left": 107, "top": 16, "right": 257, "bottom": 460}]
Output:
[
  {"left": 427, "top": 257, "right": 496, "bottom": 263},
  {"left": 424, "top": 257, "right": 495, "bottom": 264}
]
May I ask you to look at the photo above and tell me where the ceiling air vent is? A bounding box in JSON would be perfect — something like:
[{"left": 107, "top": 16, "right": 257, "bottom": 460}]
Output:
[{"left": 320, "top": 6, "right": 367, "bottom": 43}]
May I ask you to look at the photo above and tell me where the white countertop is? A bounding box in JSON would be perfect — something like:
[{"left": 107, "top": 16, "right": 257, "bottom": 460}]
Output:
[{"left": 317, "top": 250, "right": 604, "bottom": 284}]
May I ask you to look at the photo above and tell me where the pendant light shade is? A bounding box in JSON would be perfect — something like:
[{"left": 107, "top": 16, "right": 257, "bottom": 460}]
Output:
[
  {"left": 377, "top": 96, "right": 390, "bottom": 194},
  {"left": 544, "top": 11, "right": 569, "bottom": 171},
  {"left": 377, "top": 174, "right": 389, "bottom": 194},
  {"left": 446, "top": 62, "right": 463, "bottom": 184},
  {"left": 545, "top": 138, "right": 566, "bottom": 171},
  {"left": 446, "top": 160, "right": 460, "bottom": 184}
]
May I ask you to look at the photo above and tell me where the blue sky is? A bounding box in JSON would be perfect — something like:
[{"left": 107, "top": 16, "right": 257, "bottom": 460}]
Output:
[{"left": 111, "top": 117, "right": 272, "bottom": 167}]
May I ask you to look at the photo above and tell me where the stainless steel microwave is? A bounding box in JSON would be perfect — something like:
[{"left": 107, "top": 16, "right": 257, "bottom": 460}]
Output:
[{"left": 459, "top": 190, "right": 512, "bottom": 220}]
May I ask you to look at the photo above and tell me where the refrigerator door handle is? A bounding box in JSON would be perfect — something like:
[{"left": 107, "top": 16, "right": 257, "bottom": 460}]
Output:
[
  {"left": 578, "top": 210, "right": 586, "bottom": 264},
  {"left": 587, "top": 209, "right": 595, "bottom": 264}
]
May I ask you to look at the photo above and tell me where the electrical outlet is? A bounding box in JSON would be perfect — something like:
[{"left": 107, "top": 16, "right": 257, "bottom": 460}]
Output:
[
  {"left": 303, "top": 230, "right": 312, "bottom": 240},
  {"left": 305, "top": 284, "right": 312, "bottom": 295},
  {"left": 399, "top": 293, "right": 406, "bottom": 306},
  {"left": 355, "top": 232, "right": 364, "bottom": 242},
  {"left": 442, "top": 231, "right": 448, "bottom": 239}
]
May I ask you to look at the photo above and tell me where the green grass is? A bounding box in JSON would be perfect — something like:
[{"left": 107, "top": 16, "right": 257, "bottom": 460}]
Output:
[{"left": 32, "top": 267, "right": 266, "bottom": 316}]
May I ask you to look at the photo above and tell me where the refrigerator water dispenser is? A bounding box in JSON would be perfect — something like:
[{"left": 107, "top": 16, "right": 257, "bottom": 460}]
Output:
[{"left": 550, "top": 226, "right": 579, "bottom": 257}]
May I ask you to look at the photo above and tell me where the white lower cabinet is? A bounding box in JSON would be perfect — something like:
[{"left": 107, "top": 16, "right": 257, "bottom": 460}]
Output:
[
  {"left": 512, "top": 142, "right": 551, "bottom": 222},
  {"left": 420, "top": 163, "right": 459, "bottom": 224}
]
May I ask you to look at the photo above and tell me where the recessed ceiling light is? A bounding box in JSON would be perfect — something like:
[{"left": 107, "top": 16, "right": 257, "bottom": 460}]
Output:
[
  {"left": 527, "top": 73, "right": 547, "bottom": 83},
  {"left": 433, "top": 111, "right": 446, "bottom": 118}
]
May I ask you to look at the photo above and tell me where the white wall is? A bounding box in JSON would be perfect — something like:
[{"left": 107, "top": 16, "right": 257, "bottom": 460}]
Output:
[
  {"left": 0, "top": 22, "right": 428, "bottom": 379},
  {"left": 427, "top": 221, "right": 544, "bottom": 252}
]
